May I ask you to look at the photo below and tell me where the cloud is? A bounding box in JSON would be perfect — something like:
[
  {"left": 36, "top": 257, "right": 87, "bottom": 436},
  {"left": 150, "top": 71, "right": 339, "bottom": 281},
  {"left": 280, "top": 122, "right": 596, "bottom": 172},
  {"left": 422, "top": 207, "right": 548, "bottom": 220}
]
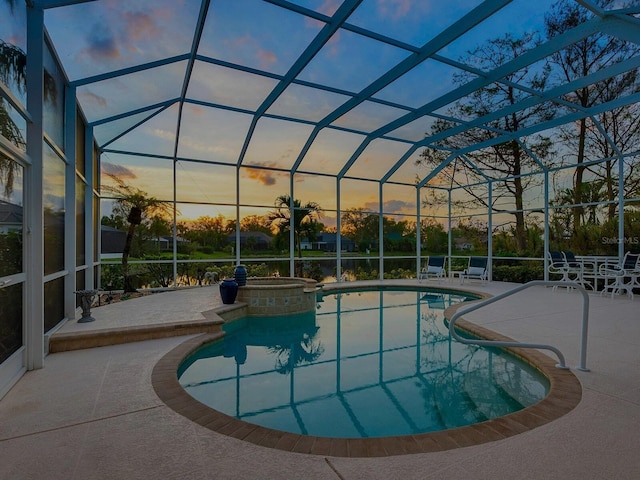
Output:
[
  {"left": 362, "top": 199, "right": 413, "bottom": 212},
  {"left": 383, "top": 199, "right": 413, "bottom": 212},
  {"left": 80, "top": 23, "right": 120, "bottom": 61},
  {"left": 377, "top": 0, "right": 414, "bottom": 20},
  {"left": 122, "top": 11, "right": 159, "bottom": 43},
  {"left": 186, "top": 104, "right": 205, "bottom": 116},
  {"left": 150, "top": 128, "right": 176, "bottom": 141},
  {"left": 318, "top": 0, "right": 341, "bottom": 16},
  {"left": 257, "top": 49, "right": 277, "bottom": 69},
  {"left": 101, "top": 162, "right": 137, "bottom": 179},
  {"left": 177, "top": 135, "right": 235, "bottom": 157},
  {"left": 227, "top": 34, "right": 253, "bottom": 49},
  {"left": 244, "top": 169, "right": 277, "bottom": 186},
  {"left": 325, "top": 29, "right": 342, "bottom": 56},
  {"left": 304, "top": 0, "right": 341, "bottom": 29},
  {"left": 77, "top": 90, "right": 108, "bottom": 107},
  {"left": 243, "top": 162, "right": 287, "bottom": 186},
  {"left": 77, "top": 5, "right": 164, "bottom": 63}
]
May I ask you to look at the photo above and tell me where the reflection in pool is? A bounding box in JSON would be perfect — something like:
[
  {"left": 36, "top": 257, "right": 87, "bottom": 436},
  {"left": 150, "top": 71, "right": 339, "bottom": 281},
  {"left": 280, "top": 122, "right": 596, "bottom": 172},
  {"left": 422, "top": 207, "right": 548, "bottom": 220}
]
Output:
[{"left": 178, "top": 288, "right": 549, "bottom": 439}]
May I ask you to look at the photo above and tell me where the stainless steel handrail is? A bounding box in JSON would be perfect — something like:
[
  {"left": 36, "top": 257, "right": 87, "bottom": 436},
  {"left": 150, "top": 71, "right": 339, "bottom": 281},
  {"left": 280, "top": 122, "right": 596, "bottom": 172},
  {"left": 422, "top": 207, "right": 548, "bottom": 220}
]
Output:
[{"left": 449, "top": 280, "right": 590, "bottom": 371}]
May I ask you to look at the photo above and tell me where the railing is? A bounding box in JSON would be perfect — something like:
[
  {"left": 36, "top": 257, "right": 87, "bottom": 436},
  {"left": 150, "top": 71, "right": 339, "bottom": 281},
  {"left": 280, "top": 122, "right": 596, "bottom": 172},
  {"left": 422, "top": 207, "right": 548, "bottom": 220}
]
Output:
[{"left": 448, "top": 280, "right": 590, "bottom": 371}]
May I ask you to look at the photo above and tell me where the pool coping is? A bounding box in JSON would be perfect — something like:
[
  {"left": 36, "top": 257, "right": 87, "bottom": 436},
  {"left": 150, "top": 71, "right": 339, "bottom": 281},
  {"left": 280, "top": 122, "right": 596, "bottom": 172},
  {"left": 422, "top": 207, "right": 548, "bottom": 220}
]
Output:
[{"left": 151, "top": 287, "right": 582, "bottom": 458}]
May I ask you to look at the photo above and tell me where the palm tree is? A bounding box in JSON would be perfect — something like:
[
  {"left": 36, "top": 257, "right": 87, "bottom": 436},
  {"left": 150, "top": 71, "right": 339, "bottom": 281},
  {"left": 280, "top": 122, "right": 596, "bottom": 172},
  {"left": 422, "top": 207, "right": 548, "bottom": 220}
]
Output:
[
  {"left": 0, "top": 37, "right": 27, "bottom": 197},
  {"left": 1, "top": 3, "right": 57, "bottom": 197},
  {"left": 101, "top": 174, "right": 172, "bottom": 292},
  {"left": 267, "top": 194, "right": 321, "bottom": 259},
  {"left": 268, "top": 330, "right": 324, "bottom": 375}
]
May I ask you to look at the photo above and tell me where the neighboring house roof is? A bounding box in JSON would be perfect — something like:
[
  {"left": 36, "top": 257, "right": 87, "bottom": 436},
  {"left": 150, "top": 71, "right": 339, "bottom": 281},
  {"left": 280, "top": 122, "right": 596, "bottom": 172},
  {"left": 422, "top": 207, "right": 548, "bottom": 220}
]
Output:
[
  {"left": 228, "top": 231, "right": 273, "bottom": 243},
  {"left": 0, "top": 199, "right": 23, "bottom": 225},
  {"left": 317, "top": 232, "right": 354, "bottom": 244}
]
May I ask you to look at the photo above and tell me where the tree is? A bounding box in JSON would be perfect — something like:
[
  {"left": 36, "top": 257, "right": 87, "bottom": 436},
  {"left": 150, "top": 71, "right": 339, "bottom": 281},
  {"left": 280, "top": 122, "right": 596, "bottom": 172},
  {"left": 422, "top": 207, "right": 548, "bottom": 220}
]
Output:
[
  {"left": 341, "top": 208, "right": 379, "bottom": 251},
  {"left": 240, "top": 214, "right": 271, "bottom": 234},
  {"left": 418, "top": 33, "right": 553, "bottom": 252},
  {"left": 101, "top": 175, "right": 172, "bottom": 292},
  {"left": 420, "top": 218, "right": 448, "bottom": 254},
  {"left": 545, "top": 0, "right": 640, "bottom": 231},
  {"left": 588, "top": 103, "right": 640, "bottom": 222},
  {"left": 383, "top": 216, "right": 414, "bottom": 252},
  {"left": 1, "top": 0, "right": 57, "bottom": 197},
  {"left": 0, "top": 49, "right": 57, "bottom": 196},
  {"left": 180, "top": 215, "right": 233, "bottom": 251},
  {"left": 147, "top": 214, "right": 173, "bottom": 253},
  {"left": 267, "top": 195, "right": 321, "bottom": 259}
]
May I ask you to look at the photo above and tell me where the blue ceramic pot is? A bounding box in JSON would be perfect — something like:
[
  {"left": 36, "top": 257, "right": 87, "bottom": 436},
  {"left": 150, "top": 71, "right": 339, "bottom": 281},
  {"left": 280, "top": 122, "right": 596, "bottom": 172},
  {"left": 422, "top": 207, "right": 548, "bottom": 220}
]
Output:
[
  {"left": 234, "top": 264, "right": 247, "bottom": 287},
  {"left": 219, "top": 278, "right": 239, "bottom": 304}
]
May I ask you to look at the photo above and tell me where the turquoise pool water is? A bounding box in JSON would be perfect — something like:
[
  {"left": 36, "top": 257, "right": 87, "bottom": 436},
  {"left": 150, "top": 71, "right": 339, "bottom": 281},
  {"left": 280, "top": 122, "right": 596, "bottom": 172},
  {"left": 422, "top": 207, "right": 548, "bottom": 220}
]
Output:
[{"left": 178, "top": 288, "right": 549, "bottom": 438}]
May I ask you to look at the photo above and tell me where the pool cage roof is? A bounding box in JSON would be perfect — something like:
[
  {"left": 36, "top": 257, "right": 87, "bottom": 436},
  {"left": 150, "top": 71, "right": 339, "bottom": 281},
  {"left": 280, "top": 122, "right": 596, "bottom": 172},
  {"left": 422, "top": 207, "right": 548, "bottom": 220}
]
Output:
[{"left": 26, "top": 0, "right": 639, "bottom": 199}]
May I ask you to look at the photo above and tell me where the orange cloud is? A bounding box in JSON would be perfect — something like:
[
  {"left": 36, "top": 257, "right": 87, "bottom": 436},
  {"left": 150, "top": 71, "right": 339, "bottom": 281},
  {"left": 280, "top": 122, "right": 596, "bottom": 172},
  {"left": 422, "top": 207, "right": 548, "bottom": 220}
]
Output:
[
  {"left": 122, "top": 11, "right": 160, "bottom": 44},
  {"left": 257, "top": 49, "right": 277, "bottom": 69},
  {"left": 228, "top": 34, "right": 253, "bottom": 49},
  {"left": 101, "top": 162, "right": 137, "bottom": 179},
  {"left": 242, "top": 162, "right": 288, "bottom": 186}
]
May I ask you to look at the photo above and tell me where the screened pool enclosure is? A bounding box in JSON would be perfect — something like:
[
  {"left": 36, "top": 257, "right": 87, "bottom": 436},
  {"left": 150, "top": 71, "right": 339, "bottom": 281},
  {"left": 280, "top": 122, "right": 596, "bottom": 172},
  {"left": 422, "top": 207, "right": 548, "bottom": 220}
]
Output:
[{"left": 1, "top": 0, "right": 640, "bottom": 394}]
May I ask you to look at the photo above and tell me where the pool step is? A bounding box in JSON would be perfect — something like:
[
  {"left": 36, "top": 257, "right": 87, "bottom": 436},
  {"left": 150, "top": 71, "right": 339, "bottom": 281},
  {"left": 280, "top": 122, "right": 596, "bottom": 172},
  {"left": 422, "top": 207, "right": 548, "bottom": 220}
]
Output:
[{"left": 49, "top": 317, "right": 225, "bottom": 353}]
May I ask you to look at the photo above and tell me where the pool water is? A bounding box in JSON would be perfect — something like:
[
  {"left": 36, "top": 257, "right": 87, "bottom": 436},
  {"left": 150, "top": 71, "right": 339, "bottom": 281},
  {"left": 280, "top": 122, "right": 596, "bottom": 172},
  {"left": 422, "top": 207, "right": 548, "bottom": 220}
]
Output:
[{"left": 178, "top": 288, "right": 549, "bottom": 438}]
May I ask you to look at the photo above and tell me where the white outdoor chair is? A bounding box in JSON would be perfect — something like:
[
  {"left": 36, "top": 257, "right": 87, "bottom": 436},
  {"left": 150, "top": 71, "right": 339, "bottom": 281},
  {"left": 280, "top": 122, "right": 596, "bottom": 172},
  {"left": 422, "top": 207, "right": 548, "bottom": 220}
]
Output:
[
  {"left": 460, "top": 257, "right": 488, "bottom": 284},
  {"left": 547, "top": 251, "right": 582, "bottom": 290},
  {"left": 419, "top": 256, "right": 446, "bottom": 282},
  {"left": 599, "top": 252, "right": 640, "bottom": 299}
]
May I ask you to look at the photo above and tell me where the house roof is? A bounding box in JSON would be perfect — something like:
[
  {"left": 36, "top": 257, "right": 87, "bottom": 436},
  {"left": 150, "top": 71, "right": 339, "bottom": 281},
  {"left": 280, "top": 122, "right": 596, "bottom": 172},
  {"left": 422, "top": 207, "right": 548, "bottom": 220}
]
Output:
[
  {"left": 229, "top": 231, "right": 273, "bottom": 242},
  {"left": 0, "top": 200, "right": 23, "bottom": 225}
]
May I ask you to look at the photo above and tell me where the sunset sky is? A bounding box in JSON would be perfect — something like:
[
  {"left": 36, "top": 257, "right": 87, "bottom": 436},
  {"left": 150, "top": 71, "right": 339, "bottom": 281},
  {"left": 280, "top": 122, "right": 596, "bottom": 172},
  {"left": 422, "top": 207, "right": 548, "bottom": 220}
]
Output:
[{"left": 3, "top": 0, "right": 575, "bottom": 225}]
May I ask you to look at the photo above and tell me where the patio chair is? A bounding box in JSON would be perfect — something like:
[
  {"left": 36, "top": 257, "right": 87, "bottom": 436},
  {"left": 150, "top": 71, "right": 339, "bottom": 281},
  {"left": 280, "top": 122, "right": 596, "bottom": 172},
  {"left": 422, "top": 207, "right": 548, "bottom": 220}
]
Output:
[
  {"left": 419, "top": 256, "right": 446, "bottom": 282},
  {"left": 460, "top": 256, "right": 488, "bottom": 284},
  {"left": 547, "top": 251, "right": 581, "bottom": 288},
  {"left": 562, "top": 251, "right": 593, "bottom": 290},
  {"left": 599, "top": 252, "right": 640, "bottom": 299}
]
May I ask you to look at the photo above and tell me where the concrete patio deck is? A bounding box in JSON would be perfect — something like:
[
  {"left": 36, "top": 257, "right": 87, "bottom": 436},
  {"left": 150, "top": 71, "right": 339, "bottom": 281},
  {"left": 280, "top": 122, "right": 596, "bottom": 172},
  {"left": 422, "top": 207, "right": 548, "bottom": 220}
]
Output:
[{"left": 0, "top": 280, "right": 639, "bottom": 479}]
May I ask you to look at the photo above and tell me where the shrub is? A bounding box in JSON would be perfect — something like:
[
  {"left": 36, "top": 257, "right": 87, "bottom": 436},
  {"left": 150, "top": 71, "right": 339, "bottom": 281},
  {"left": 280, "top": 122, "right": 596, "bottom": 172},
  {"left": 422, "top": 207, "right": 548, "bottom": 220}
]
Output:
[{"left": 492, "top": 264, "right": 544, "bottom": 283}]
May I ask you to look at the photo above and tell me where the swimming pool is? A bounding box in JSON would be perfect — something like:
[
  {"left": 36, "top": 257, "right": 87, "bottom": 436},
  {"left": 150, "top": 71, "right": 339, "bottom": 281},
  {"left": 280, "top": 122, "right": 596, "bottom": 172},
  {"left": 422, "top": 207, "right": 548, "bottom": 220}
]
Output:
[{"left": 177, "top": 287, "right": 550, "bottom": 439}]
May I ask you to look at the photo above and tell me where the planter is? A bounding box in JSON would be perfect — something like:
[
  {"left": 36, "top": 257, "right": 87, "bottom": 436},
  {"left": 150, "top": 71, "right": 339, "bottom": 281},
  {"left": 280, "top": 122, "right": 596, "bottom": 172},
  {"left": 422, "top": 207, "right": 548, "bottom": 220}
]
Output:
[
  {"left": 233, "top": 264, "right": 247, "bottom": 287},
  {"left": 219, "top": 278, "right": 239, "bottom": 304},
  {"left": 74, "top": 289, "right": 98, "bottom": 323}
]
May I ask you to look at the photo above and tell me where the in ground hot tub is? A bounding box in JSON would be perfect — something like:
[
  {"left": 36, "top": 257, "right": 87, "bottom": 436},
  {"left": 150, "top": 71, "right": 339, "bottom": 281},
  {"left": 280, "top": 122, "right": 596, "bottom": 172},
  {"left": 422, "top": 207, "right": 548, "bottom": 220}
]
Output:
[{"left": 236, "top": 276, "right": 317, "bottom": 316}]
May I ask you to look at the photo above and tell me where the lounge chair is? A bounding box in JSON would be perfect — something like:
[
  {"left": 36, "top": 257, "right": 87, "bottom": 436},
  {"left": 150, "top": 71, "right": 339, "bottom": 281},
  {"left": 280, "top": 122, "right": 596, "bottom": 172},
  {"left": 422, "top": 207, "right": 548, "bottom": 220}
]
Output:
[
  {"left": 460, "top": 256, "right": 488, "bottom": 284},
  {"left": 599, "top": 252, "right": 640, "bottom": 299},
  {"left": 421, "top": 292, "right": 446, "bottom": 309},
  {"left": 419, "top": 256, "right": 446, "bottom": 282}
]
